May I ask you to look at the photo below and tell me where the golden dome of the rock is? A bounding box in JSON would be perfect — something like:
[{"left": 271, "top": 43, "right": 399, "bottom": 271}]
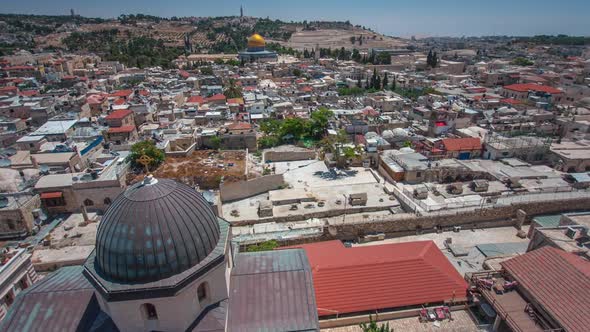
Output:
[{"left": 247, "top": 33, "right": 266, "bottom": 48}]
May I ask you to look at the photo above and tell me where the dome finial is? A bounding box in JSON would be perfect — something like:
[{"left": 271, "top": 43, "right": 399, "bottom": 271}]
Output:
[{"left": 142, "top": 174, "right": 158, "bottom": 186}]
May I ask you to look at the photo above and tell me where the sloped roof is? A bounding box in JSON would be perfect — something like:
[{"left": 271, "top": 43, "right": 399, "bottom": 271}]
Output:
[
  {"left": 290, "top": 240, "right": 467, "bottom": 316},
  {"left": 502, "top": 246, "right": 590, "bottom": 332},
  {"left": 187, "top": 95, "right": 205, "bottom": 104},
  {"left": 0, "top": 266, "right": 117, "bottom": 332},
  {"left": 104, "top": 109, "right": 132, "bottom": 120},
  {"left": 109, "top": 89, "right": 133, "bottom": 98},
  {"left": 503, "top": 83, "right": 563, "bottom": 94},
  {"left": 227, "top": 249, "right": 319, "bottom": 331},
  {"left": 206, "top": 94, "right": 226, "bottom": 102},
  {"left": 107, "top": 125, "right": 135, "bottom": 133},
  {"left": 442, "top": 137, "right": 482, "bottom": 151}
]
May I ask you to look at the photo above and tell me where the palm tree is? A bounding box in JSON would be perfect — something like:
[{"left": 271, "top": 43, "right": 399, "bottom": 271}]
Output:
[{"left": 223, "top": 78, "right": 242, "bottom": 99}]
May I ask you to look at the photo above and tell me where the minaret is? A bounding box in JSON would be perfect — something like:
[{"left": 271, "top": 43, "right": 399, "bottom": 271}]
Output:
[{"left": 240, "top": 5, "right": 244, "bottom": 18}]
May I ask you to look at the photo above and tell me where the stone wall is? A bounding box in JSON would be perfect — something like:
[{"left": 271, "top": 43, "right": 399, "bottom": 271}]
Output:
[
  {"left": 220, "top": 174, "right": 285, "bottom": 202},
  {"left": 264, "top": 150, "right": 316, "bottom": 162},
  {"left": 325, "top": 196, "right": 590, "bottom": 240}
]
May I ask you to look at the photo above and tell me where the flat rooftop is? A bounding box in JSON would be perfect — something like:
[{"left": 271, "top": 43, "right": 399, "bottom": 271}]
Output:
[{"left": 322, "top": 309, "right": 490, "bottom": 332}]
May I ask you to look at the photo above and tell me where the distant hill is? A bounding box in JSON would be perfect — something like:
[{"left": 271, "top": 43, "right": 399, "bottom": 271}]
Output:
[{"left": 0, "top": 13, "right": 407, "bottom": 56}]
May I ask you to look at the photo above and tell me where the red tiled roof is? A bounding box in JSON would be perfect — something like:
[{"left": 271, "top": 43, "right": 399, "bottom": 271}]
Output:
[
  {"left": 110, "top": 89, "right": 133, "bottom": 98},
  {"left": 503, "top": 83, "right": 563, "bottom": 94},
  {"left": 107, "top": 125, "right": 135, "bottom": 133},
  {"left": 18, "top": 90, "right": 38, "bottom": 97},
  {"left": 105, "top": 109, "right": 133, "bottom": 120},
  {"left": 40, "top": 192, "right": 63, "bottom": 199},
  {"left": 206, "top": 94, "right": 226, "bottom": 102},
  {"left": 227, "top": 97, "right": 244, "bottom": 105},
  {"left": 442, "top": 137, "right": 481, "bottom": 152},
  {"left": 466, "top": 87, "right": 487, "bottom": 93},
  {"left": 502, "top": 247, "right": 590, "bottom": 332},
  {"left": 179, "top": 70, "right": 190, "bottom": 79},
  {"left": 187, "top": 95, "right": 205, "bottom": 104},
  {"left": 227, "top": 122, "right": 252, "bottom": 131},
  {"left": 287, "top": 240, "right": 467, "bottom": 316},
  {"left": 138, "top": 89, "right": 150, "bottom": 97},
  {"left": 3, "top": 66, "right": 35, "bottom": 71},
  {"left": 113, "top": 98, "right": 127, "bottom": 106}
]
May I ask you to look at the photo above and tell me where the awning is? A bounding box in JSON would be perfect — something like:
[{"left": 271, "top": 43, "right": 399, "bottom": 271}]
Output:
[{"left": 40, "top": 192, "right": 63, "bottom": 199}]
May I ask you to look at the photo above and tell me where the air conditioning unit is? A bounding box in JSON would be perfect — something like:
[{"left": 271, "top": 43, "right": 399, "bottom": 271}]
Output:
[{"left": 565, "top": 227, "right": 577, "bottom": 239}]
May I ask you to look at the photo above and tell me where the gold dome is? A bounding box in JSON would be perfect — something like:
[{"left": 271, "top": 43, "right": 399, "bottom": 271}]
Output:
[{"left": 247, "top": 33, "right": 266, "bottom": 48}]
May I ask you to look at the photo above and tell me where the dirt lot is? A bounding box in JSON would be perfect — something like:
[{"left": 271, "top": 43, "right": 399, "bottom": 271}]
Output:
[
  {"left": 274, "top": 27, "right": 408, "bottom": 51},
  {"left": 147, "top": 150, "right": 247, "bottom": 189}
]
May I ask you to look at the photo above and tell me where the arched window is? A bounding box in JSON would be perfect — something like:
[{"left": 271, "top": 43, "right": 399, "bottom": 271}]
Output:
[
  {"left": 197, "top": 282, "right": 209, "bottom": 304},
  {"left": 140, "top": 303, "right": 158, "bottom": 320},
  {"left": 84, "top": 199, "right": 94, "bottom": 206},
  {"left": 104, "top": 197, "right": 112, "bottom": 205}
]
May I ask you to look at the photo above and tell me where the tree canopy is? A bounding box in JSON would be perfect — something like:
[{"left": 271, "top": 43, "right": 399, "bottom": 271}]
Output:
[{"left": 128, "top": 141, "right": 165, "bottom": 171}]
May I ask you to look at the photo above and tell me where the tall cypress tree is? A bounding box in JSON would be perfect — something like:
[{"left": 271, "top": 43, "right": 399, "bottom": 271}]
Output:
[{"left": 382, "top": 73, "right": 389, "bottom": 90}]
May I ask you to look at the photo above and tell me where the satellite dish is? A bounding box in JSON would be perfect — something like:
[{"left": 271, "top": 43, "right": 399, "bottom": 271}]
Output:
[
  {"left": 39, "top": 165, "right": 50, "bottom": 174},
  {"left": 0, "top": 159, "right": 12, "bottom": 167}
]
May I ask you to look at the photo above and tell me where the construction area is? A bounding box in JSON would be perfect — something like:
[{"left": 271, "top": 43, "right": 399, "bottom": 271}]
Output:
[
  {"left": 150, "top": 150, "right": 247, "bottom": 189},
  {"left": 31, "top": 213, "right": 98, "bottom": 272}
]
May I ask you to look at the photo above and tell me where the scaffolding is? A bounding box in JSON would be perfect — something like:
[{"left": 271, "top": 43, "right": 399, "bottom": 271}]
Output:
[{"left": 484, "top": 133, "right": 552, "bottom": 163}]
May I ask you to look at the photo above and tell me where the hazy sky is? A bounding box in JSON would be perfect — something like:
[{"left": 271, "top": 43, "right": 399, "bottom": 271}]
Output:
[{"left": 2, "top": 0, "right": 589, "bottom": 37}]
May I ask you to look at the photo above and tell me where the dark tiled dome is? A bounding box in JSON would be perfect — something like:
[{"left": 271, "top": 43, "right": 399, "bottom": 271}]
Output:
[{"left": 95, "top": 177, "right": 220, "bottom": 283}]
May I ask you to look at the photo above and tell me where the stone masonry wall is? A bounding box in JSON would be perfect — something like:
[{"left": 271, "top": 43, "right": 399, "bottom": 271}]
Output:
[{"left": 220, "top": 174, "right": 285, "bottom": 202}]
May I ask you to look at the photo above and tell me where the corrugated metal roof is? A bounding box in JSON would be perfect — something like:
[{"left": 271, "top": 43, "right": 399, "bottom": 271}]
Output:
[
  {"left": 290, "top": 240, "right": 468, "bottom": 317},
  {"left": 532, "top": 214, "right": 562, "bottom": 228},
  {"left": 502, "top": 247, "right": 590, "bottom": 332},
  {"left": 227, "top": 249, "right": 319, "bottom": 332},
  {"left": 476, "top": 242, "right": 528, "bottom": 258}
]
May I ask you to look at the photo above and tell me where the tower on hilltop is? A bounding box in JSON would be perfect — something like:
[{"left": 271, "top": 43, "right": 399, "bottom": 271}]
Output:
[{"left": 240, "top": 5, "right": 244, "bottom": 18}]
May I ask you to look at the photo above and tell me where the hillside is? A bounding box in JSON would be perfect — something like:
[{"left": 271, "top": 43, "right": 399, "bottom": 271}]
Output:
[{"left": 1, "top": 13, "right": 406, "bottom": 51}]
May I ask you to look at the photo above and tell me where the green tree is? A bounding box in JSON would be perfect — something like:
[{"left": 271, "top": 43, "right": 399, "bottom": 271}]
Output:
[
  {"left": 200, "top": 66, "right": 214, "bottom": 75},
  {"left": 280, "top": 118, "right": 308, "bottom": 139},
  {"left": 259, "top": 119, "right": 282, "bottom": 135},
  {"left": 128, "top": 141, "right": 165, "bottom": 171},
  {"left": 511, "top": 57, "right": 534, "bottom": 66},
  {"left": 350, "top": 36, "right": 356, "bottom": 44},
  {"left": 352, "top": 49, "right": 361, "bottom": 62},
  {"left": 224, "top": 78, "right": 243, "bottom": 99},
  {"left": 382, "top": 73, "right": 389, "bottom": 89},
  {"left": 246, "top": 240, "right": 279, "bottom": 252},
  {"left": 258, "top": 135, "right": 280, "bottom": 149},
  {"left": 359, "top": 316, "right": 393, "bottom": 332},
  {"left": 309, "top": 107, "right": 334, "bottom": 138},
  {"left": 209, "top": 136, "right": 221, "bottom": 150}
]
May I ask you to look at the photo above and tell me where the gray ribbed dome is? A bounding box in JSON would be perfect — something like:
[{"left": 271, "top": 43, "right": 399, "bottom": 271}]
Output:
[{"left": 95, "top": 178, "right": 220, "bottom": 283}]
